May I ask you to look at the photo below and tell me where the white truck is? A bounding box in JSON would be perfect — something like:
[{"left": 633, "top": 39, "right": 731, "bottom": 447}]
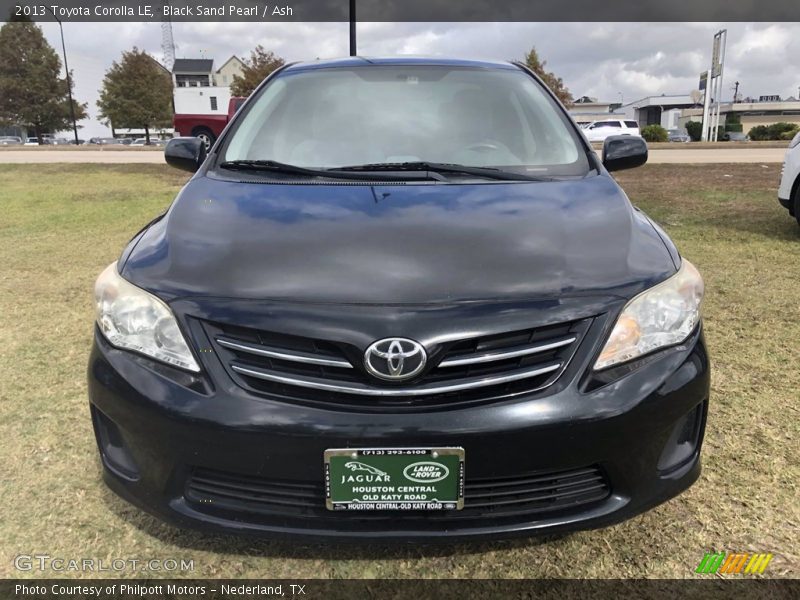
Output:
[{"left": 778, "top": 131, "right": 800, "bottom": 227}]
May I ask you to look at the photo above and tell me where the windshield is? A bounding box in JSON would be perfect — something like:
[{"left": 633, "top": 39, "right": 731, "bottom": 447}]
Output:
[{"left": 221, "top": 65, "right": 590, "bottom": 177}]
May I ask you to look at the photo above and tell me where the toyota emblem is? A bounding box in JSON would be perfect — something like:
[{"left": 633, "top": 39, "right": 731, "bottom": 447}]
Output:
[{"left": 364, "top": 338, "right": 427, "bottom": 381}]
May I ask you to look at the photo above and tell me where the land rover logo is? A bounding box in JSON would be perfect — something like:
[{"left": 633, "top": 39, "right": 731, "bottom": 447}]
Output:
[
  {"left": 403, "top": 461, "right": 449, "bottom": 483},
  {"left": 364, "top": 338, "right": 427, "bottom": 381}
]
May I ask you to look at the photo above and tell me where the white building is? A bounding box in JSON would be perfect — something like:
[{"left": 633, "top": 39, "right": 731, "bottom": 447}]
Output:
[
  {"left": 171, "top": 56, "right": 244, "bottom": 116},
  {"left": 214, "top": 55, "right": 245, "bottom": 87},
  {"left": 618, "top": 95, "right": 699, "bottom": 129},
  {"left": 569, "top": 97, "right": 621, "bottom": 126}
]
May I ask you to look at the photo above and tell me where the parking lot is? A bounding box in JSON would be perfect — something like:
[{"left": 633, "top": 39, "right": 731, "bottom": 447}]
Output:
[
  {"left": 0, "top": 162, "right": 796, "bottom": 578},
  {"left": 0, "top": 144, "right": 790, "bottom": 164}
]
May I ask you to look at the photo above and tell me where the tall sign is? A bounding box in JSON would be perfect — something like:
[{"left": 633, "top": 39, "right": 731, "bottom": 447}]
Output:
[{"left": 703, "top": 29, "right": 727, "bottom": 141}]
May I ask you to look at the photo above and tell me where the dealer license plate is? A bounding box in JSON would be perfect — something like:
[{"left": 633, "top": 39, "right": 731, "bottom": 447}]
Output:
[{"left": 324, "top": 447, "right": 464, "bottom": 511}]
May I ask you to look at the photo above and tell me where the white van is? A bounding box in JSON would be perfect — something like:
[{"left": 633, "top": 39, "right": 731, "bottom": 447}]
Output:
[{"left": 584, "top": 119, "right": 641, "bottom": 142}]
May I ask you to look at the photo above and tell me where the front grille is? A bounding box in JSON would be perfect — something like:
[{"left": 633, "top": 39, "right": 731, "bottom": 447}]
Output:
[
  {"left": 203, "top": 318, "right": 591, "bottom": 409},
  {"left": 185, "top": 465, "right": 610, "bottom": 522}
]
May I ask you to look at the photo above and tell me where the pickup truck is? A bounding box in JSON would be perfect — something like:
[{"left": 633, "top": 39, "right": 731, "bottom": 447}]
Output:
[{"left": 173, "top": 96, "right": 246, "bottom": 150}]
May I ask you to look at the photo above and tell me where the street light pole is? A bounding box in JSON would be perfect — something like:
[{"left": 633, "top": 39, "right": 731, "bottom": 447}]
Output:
[{"left": 47, "top": 8, "right": 79, "bottom": 144}]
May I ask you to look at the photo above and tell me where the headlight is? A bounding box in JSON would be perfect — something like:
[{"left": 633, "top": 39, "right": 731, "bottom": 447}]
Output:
[
  {"left": 94, "top": 263, "right": 200, "bottom": 372},
  {"left": 594, "top": 260, "right": 704, "bottom": 370},
  {"left": 789, "top": 131, "right": 800, "bottom": 149}
]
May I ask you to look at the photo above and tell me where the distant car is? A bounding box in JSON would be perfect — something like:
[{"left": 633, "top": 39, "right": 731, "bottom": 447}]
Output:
[
  {"left": 88, "top": 137, "right": 124, "bottom": 145},
  {"left": 722, "top": 132, "right": 749, "bottom": 142},
  {"left": 0, "top": 136, "right": 23, "bottom": 146},
  {"left": 778, "top": 131, "right": 800, "bottom": 227},
  {"left": 584, "top": 119, "right": 641, "bottom": 142},
  {"left": 667, "top": 129, "right": 691, "bottom": 143},
  {"left": 24, "top": 137, "right": 40, "bottom": 146},
  {"left": 130, "top": 138, "right": 165, "bottom": 146}
]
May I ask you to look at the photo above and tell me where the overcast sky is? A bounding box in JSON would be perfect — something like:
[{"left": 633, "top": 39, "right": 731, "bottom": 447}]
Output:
[{"left": 37, "top": 21, "right": 800, "bottom": 137}]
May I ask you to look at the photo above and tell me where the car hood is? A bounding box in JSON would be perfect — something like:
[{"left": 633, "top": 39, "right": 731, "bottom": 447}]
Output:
[{"left": 122, "top": 173, "right": 677, "bottom": 305}]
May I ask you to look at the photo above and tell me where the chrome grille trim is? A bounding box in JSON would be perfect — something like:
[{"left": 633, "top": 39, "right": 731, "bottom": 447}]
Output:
[
  {"left": 216, "top": 337, "right": 352, "bottom": 369},
  {"left": 438, "top": 335, "right": 577, "bottom": 368},
  {"left": 231, "top": 361, "right": 562, "bottom": 397}
]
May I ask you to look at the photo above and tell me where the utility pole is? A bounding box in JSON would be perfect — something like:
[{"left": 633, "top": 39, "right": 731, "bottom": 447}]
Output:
[
  {"left": 349, "top": 0, "right": 357, "bottom": 56},
  {"left": 46, "top": 7, "right": 79, "bottom": 144},
  {"left": 733, "top": 81, "right": 740, "bottom": 103},
  {"left": 161, "top": 1, "right": 177, "bottom": 71}
]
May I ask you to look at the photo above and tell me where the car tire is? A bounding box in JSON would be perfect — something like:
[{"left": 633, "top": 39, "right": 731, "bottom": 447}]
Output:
[
  {"left": 191, "top": 128, "right": 216, "bottom": 152},
  {"left": 793, "top": 180, "right": 800, "bottom": 227}
]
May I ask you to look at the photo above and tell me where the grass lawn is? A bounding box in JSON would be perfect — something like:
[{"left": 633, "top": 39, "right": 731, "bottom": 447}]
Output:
[{"left": 0, "top": 163, "right": 797, "bottom": 579}]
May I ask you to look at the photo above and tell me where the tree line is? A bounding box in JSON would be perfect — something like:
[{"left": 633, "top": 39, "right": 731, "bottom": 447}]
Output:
[{"left": 0, "top": 16, "right": 573, "bottom": 142}]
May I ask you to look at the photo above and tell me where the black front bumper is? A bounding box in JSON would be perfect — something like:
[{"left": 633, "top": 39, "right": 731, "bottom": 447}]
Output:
[{"left": 88, "top": 327, "right": 709, "bottom": 542}]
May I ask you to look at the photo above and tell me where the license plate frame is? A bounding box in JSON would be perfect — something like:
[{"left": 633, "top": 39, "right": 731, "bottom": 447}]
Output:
[{"left": 324, "top": 447, "right": 465, "bottom": 511}]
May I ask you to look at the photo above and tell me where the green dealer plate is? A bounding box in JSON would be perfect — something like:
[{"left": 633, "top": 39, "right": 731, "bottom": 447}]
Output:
[{"left": 324, "top": 447, "right": 465, "bottom": 511}]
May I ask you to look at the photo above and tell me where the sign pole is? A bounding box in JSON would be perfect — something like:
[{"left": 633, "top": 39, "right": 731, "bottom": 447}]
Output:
[
  {"left": 707, "top": 29, "right": 727, "bottom": 142},
  {"left": 711, "top": 30, "right": 727, "bottom": 142},
  {"left": 701, "top": 69, "right": 712, "bottom": 141}
]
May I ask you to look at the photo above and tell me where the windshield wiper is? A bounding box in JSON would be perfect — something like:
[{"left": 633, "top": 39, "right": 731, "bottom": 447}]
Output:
[
  {"left": 218, "top": 159, "right": 440, "bottom": 181},
  {"left": 337, "top": 161, "right": 555, "bottom": 181}
]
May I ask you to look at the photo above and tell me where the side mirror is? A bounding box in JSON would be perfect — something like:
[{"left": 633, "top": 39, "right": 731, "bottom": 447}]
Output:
[
  {"left": 602, "top": 135, "right": 648, "bottom": 172},
  {"left": 165, "top": 137, "right": 207, "bottom": 172}
]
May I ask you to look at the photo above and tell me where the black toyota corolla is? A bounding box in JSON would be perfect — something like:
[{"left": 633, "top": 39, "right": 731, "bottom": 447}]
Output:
[{"left": 88, "top": 57, "right": 709, "bottom": 541}]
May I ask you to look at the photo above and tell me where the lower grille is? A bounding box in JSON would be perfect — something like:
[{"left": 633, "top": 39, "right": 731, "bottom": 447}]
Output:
[{"left": 185, "top": 465, "right": 610, "bottom": 521}]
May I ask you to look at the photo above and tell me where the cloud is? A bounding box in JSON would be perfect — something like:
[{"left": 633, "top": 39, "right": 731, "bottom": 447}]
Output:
[{"left": 38, "top": 21, "right": 800, "bottom": 136}]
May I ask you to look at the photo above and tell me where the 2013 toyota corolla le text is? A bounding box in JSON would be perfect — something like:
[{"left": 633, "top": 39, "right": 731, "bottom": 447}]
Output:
[{"left": 88, "top": 57, "right": 709, "bottom": 541}]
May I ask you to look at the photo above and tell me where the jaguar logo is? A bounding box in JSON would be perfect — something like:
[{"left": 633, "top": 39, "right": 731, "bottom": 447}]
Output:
[
  {"left": 341, "top": 461, "right": 390, "bottom": 484},
  {"left": 344, "top": 461, "right": 388, "bottom": 477},
  {"left": 364, "top": 338, "right": 427, "bottom": 381}
]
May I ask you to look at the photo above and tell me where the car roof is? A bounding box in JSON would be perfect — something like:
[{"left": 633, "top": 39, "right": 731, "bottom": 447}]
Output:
[{"left": 282, "top": 56, "right": 519, "bottom": 73}]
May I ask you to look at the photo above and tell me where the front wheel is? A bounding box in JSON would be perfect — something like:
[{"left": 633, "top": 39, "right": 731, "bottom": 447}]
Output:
[
  {"left": 191, "top": 128, "right": 216, "bottom": 152},
  {"left": 793, "top": 182, "right": 800, "bottom": 228}
]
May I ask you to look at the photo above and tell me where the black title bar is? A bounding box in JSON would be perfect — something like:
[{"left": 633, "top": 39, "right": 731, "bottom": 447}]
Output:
[
  {"left": 2, "top": 0, "right": 800, "bottom": 22},
  {"left": 2, "top": 579, "right": 799, "bottom": 600}
]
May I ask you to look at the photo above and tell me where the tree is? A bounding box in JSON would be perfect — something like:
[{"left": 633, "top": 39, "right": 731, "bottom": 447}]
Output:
[
  {"left": 522, "top": 47, "right": 573, "bottom": 107},
  {"left": 230, "top": 46, "right": 285, "bottom": 97},
  {"left": 685, "top": 121, "right": 703, "bottom": 142},
  {"left": 0, "top": 17, "right": 87, "bottom": 141},
  {"left": 748, "top": 122, "right": 800, "bottom": 141},
  {"left": 97, "top": 48, "right": 173, "bottom": 143}
]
